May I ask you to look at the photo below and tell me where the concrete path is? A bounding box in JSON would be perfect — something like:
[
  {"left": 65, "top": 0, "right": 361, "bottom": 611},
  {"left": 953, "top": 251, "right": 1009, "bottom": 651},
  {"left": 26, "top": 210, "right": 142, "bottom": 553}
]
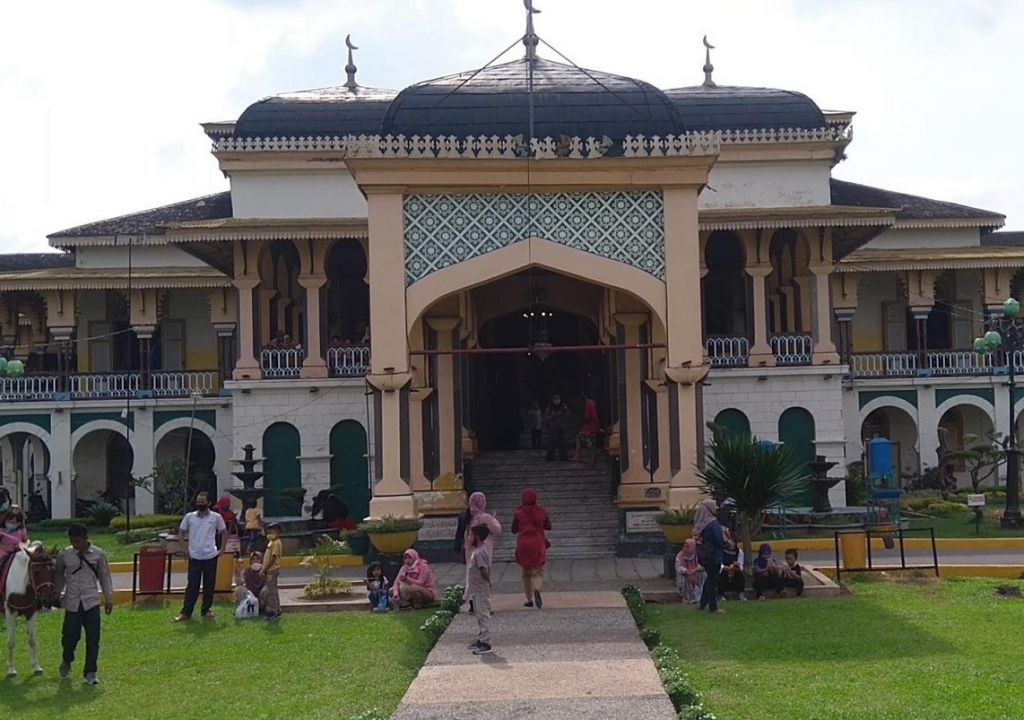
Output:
[{"left": 392, "top": 592, "right": 676, "bottom": 720}]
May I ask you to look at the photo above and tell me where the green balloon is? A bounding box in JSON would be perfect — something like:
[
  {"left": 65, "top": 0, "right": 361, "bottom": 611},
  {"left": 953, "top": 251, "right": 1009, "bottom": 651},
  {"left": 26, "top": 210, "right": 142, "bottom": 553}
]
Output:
[
  {"left": 0, "top": 357, "right": 7, "bottom": 376},
  {"left": 984, "top": 330, "right": 1002, "bottom": 347},
  {"left": 5, "top": 359, "right": 24, "bottom": 378},
  {"left": 1005, "top": 297, "right": 1021, "bottom": 318},
  {"left": 973, "top": 337, "right": 988, "bottom": 354}
]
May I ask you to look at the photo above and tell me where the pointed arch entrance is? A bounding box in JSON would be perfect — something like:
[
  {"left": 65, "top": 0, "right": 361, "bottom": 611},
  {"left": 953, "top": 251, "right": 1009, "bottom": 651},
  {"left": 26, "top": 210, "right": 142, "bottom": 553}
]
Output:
[
  {"left": 262, "top": 422, "right": 301, "bottom": 516},
  {"left": 329, "top": 420, "right": 370, "bottom": 523}
]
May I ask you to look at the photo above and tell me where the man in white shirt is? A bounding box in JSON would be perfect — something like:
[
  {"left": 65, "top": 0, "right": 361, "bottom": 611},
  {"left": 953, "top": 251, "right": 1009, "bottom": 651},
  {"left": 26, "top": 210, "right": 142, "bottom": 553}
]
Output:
[{"left": 172, "top": 491, "right": 226, "bottom": 622}]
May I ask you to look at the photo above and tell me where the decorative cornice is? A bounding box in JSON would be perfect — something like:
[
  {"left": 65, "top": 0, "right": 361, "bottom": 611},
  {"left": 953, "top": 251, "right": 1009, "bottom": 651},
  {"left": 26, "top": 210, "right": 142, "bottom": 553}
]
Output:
[
  {"left": 892, "top": 217, "right": 1006, "bottom": 230},
  {"left": 164, "top": 217, "right": 369, "bottom": 243},
  {"left": 0, "top": 268, "right": 231, "bottom": 291},
  {"left": 838, "top": 247, "right": 1024, "bottom": 273},
  {"left": 699, "top": 205, "right": 897, "bottom": 231}
]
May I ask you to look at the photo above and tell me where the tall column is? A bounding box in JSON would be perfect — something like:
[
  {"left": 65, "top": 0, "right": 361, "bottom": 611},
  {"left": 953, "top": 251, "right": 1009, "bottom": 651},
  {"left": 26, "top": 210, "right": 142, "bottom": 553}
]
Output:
[
  {"left": 132, "top": 409, "right": 155, "bottom": 516},
  {"left": 233, "top": 277, "right": 261, "bottom": 380},
  {"left": 299, "top": 275, "right": 328, "bottom": 378},
  {"left": 809, "top": 264, "right": 839, "bottom": 364},
  {"left": 408, "top": 387, "right": 434, "bottom": 492},
  {"left": 426, "top": 317, "right": 460, "bottom": 478},
  {"left": 365, "top": 189, "right": 414, "bottom": 518},
  {"left": 746, "top": 265, "right": 775, "bottom": 367},
  {"left": 50, "top": 410, "right": 73, "bottom": 519},
  {"left": 646, "top": 380, "right": 672, "bottom": 483},
  {"left": 616, "top": 313, "right": 649, "bottom": 489},
  {"left": 918, "top": 386, "right": 939, "bottom": 471}
]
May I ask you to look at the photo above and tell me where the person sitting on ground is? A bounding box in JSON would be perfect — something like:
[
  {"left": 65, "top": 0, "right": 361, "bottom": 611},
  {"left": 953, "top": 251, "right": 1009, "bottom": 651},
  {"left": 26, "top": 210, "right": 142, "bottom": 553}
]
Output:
[
  {"left": 243, "top": 551, "right": 266, "bottom": 599},
  {"left": 781, "top": 548, "right": 805, "bottom": 597},
  {"left": 365, "top": 561, "right": 391, "bottom": 612},
  {"left": 752, "top": 543, "right": 784, "bottom": 599},
  {"left": 719, "top": 529, "right": 746, "bottom": 600},
  {"left": 261, "top": 523, "right": 283, "bottom": 622},
  {"left": 391, "top": 548, "right": 438, "bottom": 610},
  {"left": 674, "top": 538, "right": 705, "bottom": 604}
]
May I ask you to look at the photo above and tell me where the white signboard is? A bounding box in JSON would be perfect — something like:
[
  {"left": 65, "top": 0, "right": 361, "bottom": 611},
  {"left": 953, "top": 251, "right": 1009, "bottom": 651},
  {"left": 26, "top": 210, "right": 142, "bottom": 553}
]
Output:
[
  {"left": 625, "top": 511, "right": 662, "bottom": 534},
  {"left": 967, "top": 494, "right": 987, "bottom": 507},
  {"left": 418, "top": 516, "right": 459, "bottom": 542}
]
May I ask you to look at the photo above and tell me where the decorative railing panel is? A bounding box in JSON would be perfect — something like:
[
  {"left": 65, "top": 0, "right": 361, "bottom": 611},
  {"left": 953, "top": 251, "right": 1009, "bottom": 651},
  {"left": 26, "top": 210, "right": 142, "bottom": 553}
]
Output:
[
  {"left": 69, "top": 372, "right": 140, "bottom": 399},
  {"left": 927, "top": 351, "right": 994, "bottom": 376},
  {"left": 770, "top": 335, "right": 813, "bottom": 366},
  {"left": 705, "top": 336, "right": 749, "bottom": 368},
  {"left": 328, "top": 345, "right": 370, "bottom": 377},
  {"left": 0, "top": 374, "right": 59, "bottom": 402},
  {"left": 151, "top": 371, "right": 220, "bottom": 397},
  {"left": 849, "top": 353, "right": 918, "bottom": 378},
  {"left": 260, "top": 348, "right": 303, "bottom": 378}
]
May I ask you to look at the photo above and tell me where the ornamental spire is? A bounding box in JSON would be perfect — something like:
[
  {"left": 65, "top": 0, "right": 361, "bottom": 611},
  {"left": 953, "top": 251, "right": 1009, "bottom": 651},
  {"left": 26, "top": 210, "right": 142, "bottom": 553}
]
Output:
[
  {"left": 344, "top": 34, "right": 359, "bottom": 92},
  {"left": 523, "top": 0, "right": 540, "bottom": 61},
  {"left": 702, "top": 35, "right": 716, "bottom": 87}
]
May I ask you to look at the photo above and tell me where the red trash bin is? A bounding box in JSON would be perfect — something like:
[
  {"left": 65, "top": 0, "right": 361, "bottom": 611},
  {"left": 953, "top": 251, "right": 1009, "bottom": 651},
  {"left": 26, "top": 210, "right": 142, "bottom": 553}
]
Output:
[{"left": 138, "top": 546, "right": 167, "bottom": 594}]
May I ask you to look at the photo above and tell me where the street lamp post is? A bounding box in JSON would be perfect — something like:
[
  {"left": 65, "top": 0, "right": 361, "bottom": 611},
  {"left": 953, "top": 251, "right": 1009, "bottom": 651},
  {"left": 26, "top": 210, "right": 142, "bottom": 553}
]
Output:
[{"left": 973, "top": 297, "right": 1023, "bottom": 528}]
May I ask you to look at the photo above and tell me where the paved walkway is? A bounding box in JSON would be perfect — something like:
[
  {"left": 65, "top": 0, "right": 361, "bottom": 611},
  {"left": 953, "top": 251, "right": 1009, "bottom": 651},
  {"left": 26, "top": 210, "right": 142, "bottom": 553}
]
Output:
[{"left": 392, "top": 592, "right": 676, "bottom": 720}]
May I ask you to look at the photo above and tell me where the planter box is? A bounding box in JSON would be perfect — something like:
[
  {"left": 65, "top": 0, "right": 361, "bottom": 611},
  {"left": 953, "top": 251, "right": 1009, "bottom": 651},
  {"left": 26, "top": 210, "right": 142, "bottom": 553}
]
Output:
[
  {"left": 658, "top": 523, "right": 694, "bottom": 545},
  {"left": 367, "top": 530, "right": 419, "bottom": 555}
]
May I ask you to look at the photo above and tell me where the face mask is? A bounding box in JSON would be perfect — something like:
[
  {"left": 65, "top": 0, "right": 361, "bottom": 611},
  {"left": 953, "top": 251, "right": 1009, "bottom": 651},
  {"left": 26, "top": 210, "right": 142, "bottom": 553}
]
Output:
[
  {"left": 250, "top": 563, "right": 263, "bottom": 572},
  {"left": 5, "top": 522, "right": 18, "bottom": 532},
  {"left": 197, "top": 504, "right": 209, "bottom": 513}
]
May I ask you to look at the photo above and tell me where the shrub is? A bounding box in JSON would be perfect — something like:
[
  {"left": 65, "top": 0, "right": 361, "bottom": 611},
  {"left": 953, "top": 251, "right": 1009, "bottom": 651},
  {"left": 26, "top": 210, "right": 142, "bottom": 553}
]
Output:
[
  {"left": 109, "top": 514, "right": 182, "bottom": 531},
  {"left": 358, "top": 516, "right": 423, "bottom": 534},
  {"left": 419, "top": 610, "right": 454, "bottom": 646},
  {"left": 923, "top": 500, "right": 969, "bottom": 518},
  {"left": 657, "top": 505, "right": 697, "bottom": 525},
  {"left": 640, "top": 627, "right": 662, "bottom": 649},
  {"left": 88, "top": 501, "right": 120, "bottom": 528},
  {"left": 115, "top": 528, "right": 167, "bottom": 545},
  {"left": 845, "top": 462, "right": 867, "bottom": 506},
  {"left": 621, "top": 585, "right": 647, "bottom": 626},
  {"left": 441, "top": 585, "right": 465, "bottom": 615},
  {"left": 34, "top": 517, "right": 95, "bottom": 531}
]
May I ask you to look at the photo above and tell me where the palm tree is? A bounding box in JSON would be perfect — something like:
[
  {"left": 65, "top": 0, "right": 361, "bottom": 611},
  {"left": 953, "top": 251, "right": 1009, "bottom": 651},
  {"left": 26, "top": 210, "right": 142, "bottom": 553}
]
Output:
[{"left": 697, "top": 434, "right": 809, "bottom": 570}]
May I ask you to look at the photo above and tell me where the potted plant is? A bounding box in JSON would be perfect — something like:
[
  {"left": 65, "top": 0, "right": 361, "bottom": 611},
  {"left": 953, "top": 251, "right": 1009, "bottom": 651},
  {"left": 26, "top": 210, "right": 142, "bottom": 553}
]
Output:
[
  {"left": 656, "top": 505, "right": 698, "bottom": 545},
  {"left": 358, "top": 515, "right": 423, "bottom": 554}
]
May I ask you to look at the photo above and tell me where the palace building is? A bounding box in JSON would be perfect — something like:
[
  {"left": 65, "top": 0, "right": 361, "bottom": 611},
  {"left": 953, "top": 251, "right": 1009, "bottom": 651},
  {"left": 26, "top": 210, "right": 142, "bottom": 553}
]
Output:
[{"left": 1, "top": 27, "right": 1019, "bottom": 553}]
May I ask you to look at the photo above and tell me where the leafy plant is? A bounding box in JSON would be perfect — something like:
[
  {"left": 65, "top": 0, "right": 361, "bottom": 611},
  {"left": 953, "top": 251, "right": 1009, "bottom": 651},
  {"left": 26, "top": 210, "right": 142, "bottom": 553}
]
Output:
[
  {"left": 35, "top": 517, "right": 96, "bottom": 531},
  {"left": 845, "top": 461, "right": 867, "bottom": 506},
  {"left": 640, "top": 627, "right": 661, "bottom": 649},
  {"left": 88, "top": 501, "right": 120, "bottom": 528},
  {"left": 420, "top": 609, "right": 454, "bottom": 645},
  {"left": 358, "top": 515, "right": 423, "bottom": 534},
  {"left": 301, "top": 535, "right": 353, "bottom": 599},
  {"left": 440, "top": 584, "right": 465, "bottom": 615},
  {"left": 110, "top": 514, "right": 182, "bottom": 530},
  {"left": 115, "top": 528, "right": 166, "bottom": 545},
  {"left": 944, "top": 431, "right": 1006, "bottom": 492},
  {"left": 656, "top": 505, "right": 697, "bottom": 525},
  {"left": 697, "top": 434, "right": 808, "bottom": 571},
  {"left": 621, "top": 585, "right": 647, "bottom": 626},
  {"left": 146, "top": 459, "right": 189, "bottom": 516},
  {"left": 922, "top": 500, "right": 970, "bottom": 518}
]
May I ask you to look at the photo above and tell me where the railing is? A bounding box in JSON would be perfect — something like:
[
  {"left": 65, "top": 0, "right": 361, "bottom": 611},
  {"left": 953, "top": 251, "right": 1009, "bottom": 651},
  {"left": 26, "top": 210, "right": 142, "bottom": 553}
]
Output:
[
  {"left": 0, "top": 374, "right": 60, "bottom": 401},
  {"left": 927, "top": 351, "right": 994, "bottom": 376},
  {"left": 705, "top": 336, "right": 749, "bottom": 368},
  {"left": 69, "top": 372, "right": 140, "bottom": 399},
  {"left": 848, "top": 353, "right": 918, "bottom": 378},
  {"left": 328, "top": 344, "right": 370, "bottom": 377},
  {"left": 770, "top": 334, "right": 813, "bottom": 366},
  {"left": 151, "top": 370, "right": 220, "bottom": 397},
  {"left": 1013, "top": 350, "right": 1024, "bottom": 374},
  {"left": 260, "top": 347, "right": 303, "bottom": 378}
]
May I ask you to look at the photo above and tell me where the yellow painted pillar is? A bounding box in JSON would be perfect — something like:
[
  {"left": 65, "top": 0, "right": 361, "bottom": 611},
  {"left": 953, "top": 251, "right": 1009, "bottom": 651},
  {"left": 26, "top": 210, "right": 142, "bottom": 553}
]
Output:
[
  {"left": 259, "top": 289, "right": 276, "bottom": 345},
  {"left": 616, "top": 312, "right": 649, "bottom": 489},
  {"left": 426, "top": 317, "right": 460, "bottom": 478},
  {"left": 231, "top": 239, "right": 265, "bottom": 381},
  {"left": 366, "top": 189, "right": 415, "bottom": 518},
  {"left": 646, "top": 380, "right": 672, "bottom": 483},
  {"left": 746, "top": 265, "right": 775, "bottom": 367},
  {"left": 408, "top": 386, "right": 434, "bottom": 492},
  {"left": 298, "top": 276, "right": 328, "bottom": 378},
  {"left": 810, "top": 264, "right": 839, "bottom": 364}
]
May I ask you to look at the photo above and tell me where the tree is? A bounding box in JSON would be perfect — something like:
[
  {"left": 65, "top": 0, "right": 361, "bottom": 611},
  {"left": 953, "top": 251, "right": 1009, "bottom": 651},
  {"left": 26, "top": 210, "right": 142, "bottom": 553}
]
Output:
[
  {"left": 943, "top": 431, "right": 1006, "bottom": 493},
  {"left": 140, "top": 459, "right": 189, "bottom": 516},
  {"left": 697, "top": 434, "right": 808, "bottom": 571}
]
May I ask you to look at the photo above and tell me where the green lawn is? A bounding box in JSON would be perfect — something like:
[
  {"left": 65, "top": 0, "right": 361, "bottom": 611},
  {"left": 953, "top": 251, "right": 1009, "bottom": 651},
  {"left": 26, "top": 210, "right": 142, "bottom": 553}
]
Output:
[
  {"left": 647, "top": 578, "right": 1024, "bottom": 720},
  {"left": 0, "top": 603, "right": 431, "bottom": 719},
  {"left": 25, "top": 530, "right": 150, "bottom": 563},
  {"left": 760, "top": 514, "right": 1024, "bottom": 541}
]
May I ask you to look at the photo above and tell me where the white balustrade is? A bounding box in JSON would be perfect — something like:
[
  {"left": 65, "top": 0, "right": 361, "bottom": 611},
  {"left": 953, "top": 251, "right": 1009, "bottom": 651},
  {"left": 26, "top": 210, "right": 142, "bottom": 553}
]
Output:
[
  {"left": 0, "top": 374, "right": 59, "bottom": 401},
  {"left": 260, "top": 347, "right": 303, "bottom": 378},
  {"left": 927, "top": 350, "right": 993, "bottom": 376},
  {"left": 849, "top": 353, "right": 918, "bottom": 378},
  {"left": 704, "top": 336, "right": 749, "bottom": 368},
  {"left": 69, "top": 372, "right": 140, "bottom": 399},
  {"left": 328, "top": 345, "right": 370, "bottom": 376},
  {"left": 1013, "top": 350, "right": 1024, "bottom": 374},
  {"left": 770, "top": 334, "right": 813, "bottom": 366},
  {"left": 151, "top": 371, "right": 219, "bottom": 397}
]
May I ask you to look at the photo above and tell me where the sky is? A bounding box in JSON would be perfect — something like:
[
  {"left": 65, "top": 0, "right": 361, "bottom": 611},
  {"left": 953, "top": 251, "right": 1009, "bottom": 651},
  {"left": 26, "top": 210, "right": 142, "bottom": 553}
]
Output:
[{"left": 1, "top": 0, "right": 1021, "bottom": 253}]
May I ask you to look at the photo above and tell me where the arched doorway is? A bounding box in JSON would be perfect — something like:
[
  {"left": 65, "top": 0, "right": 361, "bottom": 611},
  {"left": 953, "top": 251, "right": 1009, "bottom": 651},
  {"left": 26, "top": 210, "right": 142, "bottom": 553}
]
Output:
[
  {"left": 154, "top": 427, "right": 217, "bottom": 513},
  {"left": 262, "top": 422, "right": 301, "bottom": 516},
  {"left": 778, "top": 407, "right": 815, "bottom": 505},
  {"left": 72, "top": 429, "right": 134, "bottom": 511},
  {"left": 0, "top": 431, "right": 51, "bottom": 519},
  {"left": 938, "top": 404, "right": 996, "bottom": 490},
  {"left": 713, "top": 408, "right": 750, "bottom": 438},
  {"left": 861, "top": 406, "right": 919, "bottom": 478},
  {"left": 329, "top": 421, "right": 370, "bottom": 523}
]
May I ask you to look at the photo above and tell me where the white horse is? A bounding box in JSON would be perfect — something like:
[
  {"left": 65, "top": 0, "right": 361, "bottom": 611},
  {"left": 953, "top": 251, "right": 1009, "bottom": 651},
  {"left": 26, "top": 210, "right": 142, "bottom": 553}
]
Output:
[{"left": 4, "top": 541, "right": 57, "bottom": 678}]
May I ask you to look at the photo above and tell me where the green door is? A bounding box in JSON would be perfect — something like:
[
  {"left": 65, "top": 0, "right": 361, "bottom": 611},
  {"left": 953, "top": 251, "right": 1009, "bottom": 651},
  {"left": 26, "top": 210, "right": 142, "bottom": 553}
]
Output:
[
  {"left": 778, "top": 407, "right": 815, "bottom": 506},
  {"left": 714, "top": 409, "right": 751, "bottom": 438},
  {"left": 262, "top": 422, "right": 301, "bottom": 516},
  {"left": 330, "top": 420, "right": 370, "bottom": 524}
]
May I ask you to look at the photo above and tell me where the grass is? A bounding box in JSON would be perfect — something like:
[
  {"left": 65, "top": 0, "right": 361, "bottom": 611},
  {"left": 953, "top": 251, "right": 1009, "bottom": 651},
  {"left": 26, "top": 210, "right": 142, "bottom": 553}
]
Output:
[
  {"left": 25, "top": 530, "right": 151, "bottom": 563},
  {"left": 761, "top": 513, "right": 1024, "bottom": 541},
  {"left": 647, "top": 578, "right": 1024, "bottom": 720},
  {"left": 0, "top": 603, "right": 431, "bottom": 719}
]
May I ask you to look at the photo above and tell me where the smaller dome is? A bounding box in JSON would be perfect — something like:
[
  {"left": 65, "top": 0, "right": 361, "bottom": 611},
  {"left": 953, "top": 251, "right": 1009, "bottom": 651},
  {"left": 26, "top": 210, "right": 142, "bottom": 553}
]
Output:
[
  {"left": 381, "top": 58, "right": 683, "bottom": 142},
  {"left": 664, "top": 86, "right": 825, "bottom": 131},
  {"left": 234, "top": 85, "right": 396, "bottom": 139}
]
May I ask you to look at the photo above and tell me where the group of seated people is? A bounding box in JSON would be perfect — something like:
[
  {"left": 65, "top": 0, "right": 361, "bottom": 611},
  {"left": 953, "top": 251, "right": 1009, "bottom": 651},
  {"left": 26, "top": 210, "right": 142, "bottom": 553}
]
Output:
[
  {"left": 265, "top": 331, "right": 302, "bottom": 351},
  {"left": 676, "top": 532, "right": 805, "bottom": 603},
  {"left": 328, "top": 326, "right": 370, "bottom": 348}
]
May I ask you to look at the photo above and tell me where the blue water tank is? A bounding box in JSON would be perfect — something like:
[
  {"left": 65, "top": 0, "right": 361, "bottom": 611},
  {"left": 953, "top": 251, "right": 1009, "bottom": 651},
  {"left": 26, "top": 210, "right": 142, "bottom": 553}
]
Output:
[{"left": 867, "top": 438, "right": 894, "bottom": 479}]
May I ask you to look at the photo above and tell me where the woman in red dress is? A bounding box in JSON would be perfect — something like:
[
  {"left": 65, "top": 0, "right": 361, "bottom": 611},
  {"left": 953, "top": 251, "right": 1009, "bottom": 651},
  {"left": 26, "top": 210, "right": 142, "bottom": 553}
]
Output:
[{"left": 512, "top": 489, "right": 551, "bottom": 609}]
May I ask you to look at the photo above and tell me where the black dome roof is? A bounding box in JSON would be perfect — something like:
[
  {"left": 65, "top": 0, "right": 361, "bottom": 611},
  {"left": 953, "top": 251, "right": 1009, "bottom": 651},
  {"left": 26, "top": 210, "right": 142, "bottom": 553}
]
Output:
[
  {"left": 663, "top": 86, "right": 825, "bottom": 131},
  {"left": 380, "top": 58, "right": 683, "bottom": 140},
  {"left": 234, "top": 86, "right": 396, "bottom": 139}
]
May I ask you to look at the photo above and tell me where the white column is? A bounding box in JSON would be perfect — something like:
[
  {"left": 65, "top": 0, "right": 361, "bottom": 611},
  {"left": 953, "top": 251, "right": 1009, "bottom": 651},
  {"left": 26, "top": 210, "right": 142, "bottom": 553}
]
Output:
[
  {"left": 810, "top": 264, "right": 839, "bottom": 364},
  {"left": 132, "top": 409, "right": 155, "bottom": 516},
  {"left": 746, "top": 265, "right": 775, "bottom": 366},
  {"left": 50, "top": 410, "right": 74, "bottom": 519},
  {"left": 917, "top": 386, "right": 939, "bottom": 471}
]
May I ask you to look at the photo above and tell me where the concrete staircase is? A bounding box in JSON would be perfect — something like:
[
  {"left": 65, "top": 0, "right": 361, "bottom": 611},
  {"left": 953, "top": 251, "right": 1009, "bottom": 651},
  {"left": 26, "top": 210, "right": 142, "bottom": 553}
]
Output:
[{"left": 468, "top": 449, "right": 619, "bottom": 561}]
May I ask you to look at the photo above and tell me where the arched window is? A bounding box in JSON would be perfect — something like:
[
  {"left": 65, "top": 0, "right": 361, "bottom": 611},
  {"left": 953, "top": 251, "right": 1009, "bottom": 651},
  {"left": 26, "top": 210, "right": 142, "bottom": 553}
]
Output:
[
  {"left": 329, "top": 420, "right": 370, "bottom": 523},
  {"left": 262, "top": 422, "right": 301, "bottom": 516},
  {"left": 713, "top": 409, "right": 750, "bottom": 438}
]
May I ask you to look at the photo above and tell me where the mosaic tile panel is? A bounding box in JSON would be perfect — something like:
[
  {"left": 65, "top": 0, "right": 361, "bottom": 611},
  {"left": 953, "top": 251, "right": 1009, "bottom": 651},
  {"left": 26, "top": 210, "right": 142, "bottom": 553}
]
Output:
[{"left": 403, "top": 191, "right": 664, "bottom": 285}]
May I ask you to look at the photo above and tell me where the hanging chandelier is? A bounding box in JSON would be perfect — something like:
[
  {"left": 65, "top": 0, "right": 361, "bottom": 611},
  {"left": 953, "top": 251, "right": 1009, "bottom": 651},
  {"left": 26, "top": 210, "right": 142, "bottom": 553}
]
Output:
[{"left": 523, "top": 279, "right": 554, "bottom": 360}]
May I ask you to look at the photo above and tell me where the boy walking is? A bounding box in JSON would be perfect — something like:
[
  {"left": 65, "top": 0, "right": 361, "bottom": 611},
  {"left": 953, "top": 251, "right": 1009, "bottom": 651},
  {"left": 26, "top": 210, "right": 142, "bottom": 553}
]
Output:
[
  {"left": 466, "top": 524, "right": 493, "bottom": 655},
  {"left": 55, "top": 524, "right": 114, "bottom": 686},
  {"left": 261, "top": 522, "right": 283, "bottom": 621}
]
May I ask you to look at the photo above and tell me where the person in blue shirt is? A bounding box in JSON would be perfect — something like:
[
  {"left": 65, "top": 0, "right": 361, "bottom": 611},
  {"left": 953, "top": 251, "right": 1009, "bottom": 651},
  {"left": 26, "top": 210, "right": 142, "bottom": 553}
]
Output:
[{"left": 693, "top": 499, "right": 725, "bottom": 614}]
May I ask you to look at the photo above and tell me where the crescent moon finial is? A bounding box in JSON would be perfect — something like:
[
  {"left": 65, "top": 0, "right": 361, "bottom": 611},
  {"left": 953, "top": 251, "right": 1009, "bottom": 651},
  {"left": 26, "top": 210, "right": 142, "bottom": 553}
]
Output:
[
  {"left": 702, "top": 35, "right": 716, "bottom": 87},
  {"left": 344, "top": 34, "right": 359, "bottom": 92},
  {"left": 346, "top": 34, "right": 358, "bottom": 51},
  {"left": 523, "top": 0, "right": 540, "bottom": 60}
]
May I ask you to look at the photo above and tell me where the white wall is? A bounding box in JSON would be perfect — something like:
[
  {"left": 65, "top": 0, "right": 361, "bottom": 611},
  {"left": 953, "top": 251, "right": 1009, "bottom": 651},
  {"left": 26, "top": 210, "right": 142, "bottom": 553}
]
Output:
[
  {"left": 76, "top": 245, "right": 209, "bottom": 269},
  {"left": 230, "top": 171, "right": 367, "bottom": 219},
  {"left": 699, "top": 161, "right": 831, "bottom": 209},
  {"left": 863, "top": 227, "right": 981, "bottom": 250}
]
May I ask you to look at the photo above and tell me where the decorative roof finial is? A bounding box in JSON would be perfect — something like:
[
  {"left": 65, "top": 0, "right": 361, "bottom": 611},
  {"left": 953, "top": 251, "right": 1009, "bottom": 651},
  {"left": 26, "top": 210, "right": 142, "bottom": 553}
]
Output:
[
  {"left": 344, "top": 34, "right": 359, "bottom": 92},
  {"left": 702, "top": 35, "right": 716, "bottom": 87},
  {"left": 523, "top": 0, "right": 540, "bottom": 61}
]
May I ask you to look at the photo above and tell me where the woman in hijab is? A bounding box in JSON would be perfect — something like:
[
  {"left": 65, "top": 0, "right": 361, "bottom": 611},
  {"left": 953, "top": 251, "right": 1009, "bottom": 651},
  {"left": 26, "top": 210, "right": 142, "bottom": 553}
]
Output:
[
  {"left": 752, "top": 543, "right": 784, "bottom": 599},
  {"left": 391, "top": 548, "right": 438, "bottom": 609},
  {"left": 693, "top": 498, "right": 725, "bottom": 614},
  {"left": 512, "top": 489, "right": 551, "bottom": 608}
]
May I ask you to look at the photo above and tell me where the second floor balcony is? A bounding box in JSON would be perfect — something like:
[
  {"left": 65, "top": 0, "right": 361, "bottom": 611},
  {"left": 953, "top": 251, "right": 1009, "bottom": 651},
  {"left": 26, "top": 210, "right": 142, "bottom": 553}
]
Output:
[
  {"left": 259, "top": 343, "right": 370, "bottom": 379},
  {"left": 849, "top": 349, "right": 1019, "bottom": 379},
  {"left": 0, "top": 368, "right": 223, "bottom": 403}
]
